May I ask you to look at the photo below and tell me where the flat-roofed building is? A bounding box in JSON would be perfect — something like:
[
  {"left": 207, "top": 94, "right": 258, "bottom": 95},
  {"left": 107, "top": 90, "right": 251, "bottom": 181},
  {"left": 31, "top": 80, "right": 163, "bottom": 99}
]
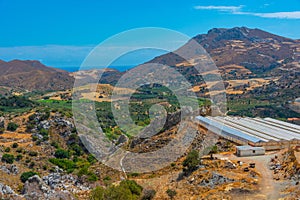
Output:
[{"left": 236, "top": 146, "right": 265, "bottom": 157}]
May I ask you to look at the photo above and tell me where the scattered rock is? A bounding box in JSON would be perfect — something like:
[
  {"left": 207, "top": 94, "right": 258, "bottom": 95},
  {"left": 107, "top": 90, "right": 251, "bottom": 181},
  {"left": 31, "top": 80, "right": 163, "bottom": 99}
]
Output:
[
  {"left": 0, "top": 183, "right": 14, "bottom": 195},
  {"left": 0, "top": 164, "right": 19, "bottom": 175},
  {"left": 224, "top": 161, "right": 236, "bottom": 169},
  {"left": 199, "top": 172, "right": 234, "bottom": 188},
  {"left": 23, "top": 175, "right": 76, "bottom": 200}
]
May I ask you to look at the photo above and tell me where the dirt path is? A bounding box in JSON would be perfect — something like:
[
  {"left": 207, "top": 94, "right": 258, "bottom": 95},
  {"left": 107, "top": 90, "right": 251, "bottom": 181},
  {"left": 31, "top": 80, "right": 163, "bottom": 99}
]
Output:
[{"left": 216, "top": 152, "right": 284, "bottom": 200}]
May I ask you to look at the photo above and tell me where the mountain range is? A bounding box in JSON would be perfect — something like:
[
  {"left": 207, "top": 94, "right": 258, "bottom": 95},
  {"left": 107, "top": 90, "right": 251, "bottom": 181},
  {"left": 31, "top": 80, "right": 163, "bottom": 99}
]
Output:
[{"left": 0, "top": 27, "right": 299, "bottom": 96}]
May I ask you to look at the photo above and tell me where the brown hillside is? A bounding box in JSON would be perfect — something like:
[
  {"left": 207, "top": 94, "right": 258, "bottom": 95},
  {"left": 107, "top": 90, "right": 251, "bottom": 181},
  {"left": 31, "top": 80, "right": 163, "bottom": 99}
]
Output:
[{"left": 0, "top": 60, "right": 74, "bottom": 91}]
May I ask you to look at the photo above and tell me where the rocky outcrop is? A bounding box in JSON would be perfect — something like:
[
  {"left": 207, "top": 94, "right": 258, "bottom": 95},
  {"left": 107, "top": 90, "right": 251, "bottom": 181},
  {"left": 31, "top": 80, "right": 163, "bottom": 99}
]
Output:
[
  {"left": 0, "top": 164, "right": 19, "bottom": 175},
  {"left": 29, "top": 112, "right": 75, "bottom": 143},
  {"left": 199, "top": 172, "right": 235, "bottom": 188},
  {"left": 22, "top": 175, "right": 76, "bottom": 200},
  {"left": 0, "top": 183, "right": 14, "bottom": 195},
  {"left": 42, "top": 170, "right": 90, "bottom": 192}
]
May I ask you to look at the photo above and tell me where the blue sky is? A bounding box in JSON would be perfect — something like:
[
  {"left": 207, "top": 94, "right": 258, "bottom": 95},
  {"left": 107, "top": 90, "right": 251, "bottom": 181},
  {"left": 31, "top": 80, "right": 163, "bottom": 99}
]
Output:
[{"left": 0, "top": 0, "right": 300, "bottom": 69}]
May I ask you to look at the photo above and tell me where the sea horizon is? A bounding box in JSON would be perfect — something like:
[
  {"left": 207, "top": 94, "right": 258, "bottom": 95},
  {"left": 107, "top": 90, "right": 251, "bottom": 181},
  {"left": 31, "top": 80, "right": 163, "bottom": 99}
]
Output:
[{"left": 54, "top": 65, "right": 135, "bottom": 72}]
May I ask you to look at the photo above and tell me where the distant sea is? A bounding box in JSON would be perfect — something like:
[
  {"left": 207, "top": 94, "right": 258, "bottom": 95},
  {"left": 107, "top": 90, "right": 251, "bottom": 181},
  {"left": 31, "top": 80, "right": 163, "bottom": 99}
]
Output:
[{"left": 56, "top": 65, "right": 135, "bottom": 72}]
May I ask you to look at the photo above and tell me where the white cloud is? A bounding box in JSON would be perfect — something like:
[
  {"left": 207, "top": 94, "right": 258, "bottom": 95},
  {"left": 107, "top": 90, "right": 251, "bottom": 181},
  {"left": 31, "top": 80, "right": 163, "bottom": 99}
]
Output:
[
  {"left": 194, "top": 5, "right": 300, "bottom": 19},
  {"left": 194, "top": 5, "right": 242, "bottom": 12},
  {"left": 251, "top": 11, "right": 300, "bottom": 19}
]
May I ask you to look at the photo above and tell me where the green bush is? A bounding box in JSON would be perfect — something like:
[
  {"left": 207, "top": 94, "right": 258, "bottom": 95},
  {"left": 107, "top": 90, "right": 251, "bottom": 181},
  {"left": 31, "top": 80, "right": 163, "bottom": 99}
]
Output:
[
  {"left": 210, "top": 145, "right": 218, "bottom": 154},
  {"left": 77, "top": 166, "right": 98, "bottom": 182},
  {"left": 182, "top": 150, "right": 199, "bottom": 171},
  {"left": 128, "top": 172, "right": 139, "bottom": 177},
  {"left": 120, "top": 180, "right": 143, "bottom": 197},
  {"left": 166, "top": 189, "right": 177, "bottom": 199},
  {"left": 103, "top": 176, "right": 111, "bottom": 181},
  {"left": 87, "top": 154, "right": 97, "bottom": 164},
  {"left": 16, "top": 154, "right": 23, "bottom": 161},
  {"left": 7, "top": 122, "right": 18, "bottom": 131},
  {"left": 90, "top": 187, "right": 106, "bottom": 200},
  {"left": 4, "top": 147, "right": 11, "bottom": 152},
  {"left": 1, "top": 154, "right": 15, "bottom": 164},
  {"left": 16, "top": 147, "right": 23, "bottom": 153},
  {"left": 0, "top": 127, "right": 5, "bottom": 133},
  {"left": 28, "top": 151, "right": 38, "bottom": 157},
  {"left": 70, "top": 144, "right": 83, "bottom": 156},
  {"left": 51, "top": 141, "right": 59, "bottom": 149},
  {"left": 11, "top": 143, "right": 19, "bottom": 148},
  {"left": 42, "top": 135, "right": 49, "bottom": 141},
  {"left": 39, "top": 128, "right": 48, "bottom": 136},
  {"left": 90, "top": 180, "right": 143, "bottom": 200},
  {"left": 54, "top": 149, "right": 70, "bottom": 159},
  {"left": 87, "top": 173, "right": 98, "bottom": 182},
  {"left": 29, "top": 161, "right": 35, "bottom": 169},
  {"left": 32, "top": 135, "right": 38, "bottom": 141},
  {"left": 49, "top": 158, "right": 76, "bottom": 173},
  {"left": 20, "top": 171, "right": 37, "bottom": 183}
]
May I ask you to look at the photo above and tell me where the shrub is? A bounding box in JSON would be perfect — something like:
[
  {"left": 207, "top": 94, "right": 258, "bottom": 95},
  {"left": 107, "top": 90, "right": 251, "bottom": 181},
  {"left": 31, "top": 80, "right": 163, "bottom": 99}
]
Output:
[
  {"left": 49, "top": 158, "right": 76, "bottom": 173},
  {"left": 87, "top": 154, "right": 96, "bottom": 164},
  {"left": 20, "top": 171, "right": 37, "bottom": 183},
  {"left": 70, "top": 144, "right": 83, "bottom": 156},
  {"left": 54, "top": 149, "right": 70, "bottom": 159},
  {"left": 182, "top": 150, "right": 199, "bottom": 171},
  {"left": 51, "top": 141, "right": 59, "bottom": 149},
  {"left": 39, "top": 128, "right": 48, "bottom": 136},
  {"left": 26, "top": 123, "right": 34, "bottom": 132},
  {"left": 166, "top": 189, "right": 177, "bottom": 199},
  {"left": 42, "top": 135, "right": 49, "bottom": 141},
  {"left": 128, "top": 172, "right": 139, "bottom": 177},
  {"left": 4, "top": 147, "right": 11, "bottom": 152},
  {"left": 103, "top": 176, "right": 111, "bottom": 181},
  {"left": 28, "top": 151, "right": 38, "bottom": 157},
  {"left": 90, "top": 180, "right": 143, "bottom": 200},
  {"left": 120, "top": 180, "right": 143, "bottom": 197},
  {"left": 11, "top": 143, "right": 18, "bottom": 148},
  {"left": 77, "top": 166, "right": 98, "bottom": 182},
  {"left": 210, "top": 145, "right": 218, "bottom": 154},
  {"left": 68, "top": 133, "right": 79, "bottom": 145},
  {"left": 142, "top": 189, "right": 156, "bottom": 200},
  {"left": 7, "top": 122, "right": 18, "bottom": 131},
  {"left": 0, "top": 127, "right": 5, "bottom": 133},
  {"left": 35, "top": 140, "right": 41, "bottom": 145},
  {"left": 16, "top": 147, "right": 23, "bottom": 153},
  {"left": 29, "top": 161, "right": 35, "bottom": 169},
  {"left": 32, "top": 135, "right": 38, "bottom": 141},
  {"left": 90, "top": 187, "right": 106, "bottom": 200},
  {"left": 40, "top": 111, "right": 50, "bottom": 121},
  {"left": 2, "top": 154, "right": 15, "bottom": 164},
  {"left": 16, "top": 154, "right": 23, "bottom": 161},
  {"left": 28, "top": 114, "right": 36, "bottom": 121},
  {"left": 87, "top": 173, "right": 98, "bottom": 182}
]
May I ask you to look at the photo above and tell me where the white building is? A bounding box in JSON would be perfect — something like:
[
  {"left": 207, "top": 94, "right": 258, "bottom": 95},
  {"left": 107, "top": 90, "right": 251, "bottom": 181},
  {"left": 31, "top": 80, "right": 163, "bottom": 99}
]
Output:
[{"left": 236, "top": 146, "right": 265, "bottom": 157}]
